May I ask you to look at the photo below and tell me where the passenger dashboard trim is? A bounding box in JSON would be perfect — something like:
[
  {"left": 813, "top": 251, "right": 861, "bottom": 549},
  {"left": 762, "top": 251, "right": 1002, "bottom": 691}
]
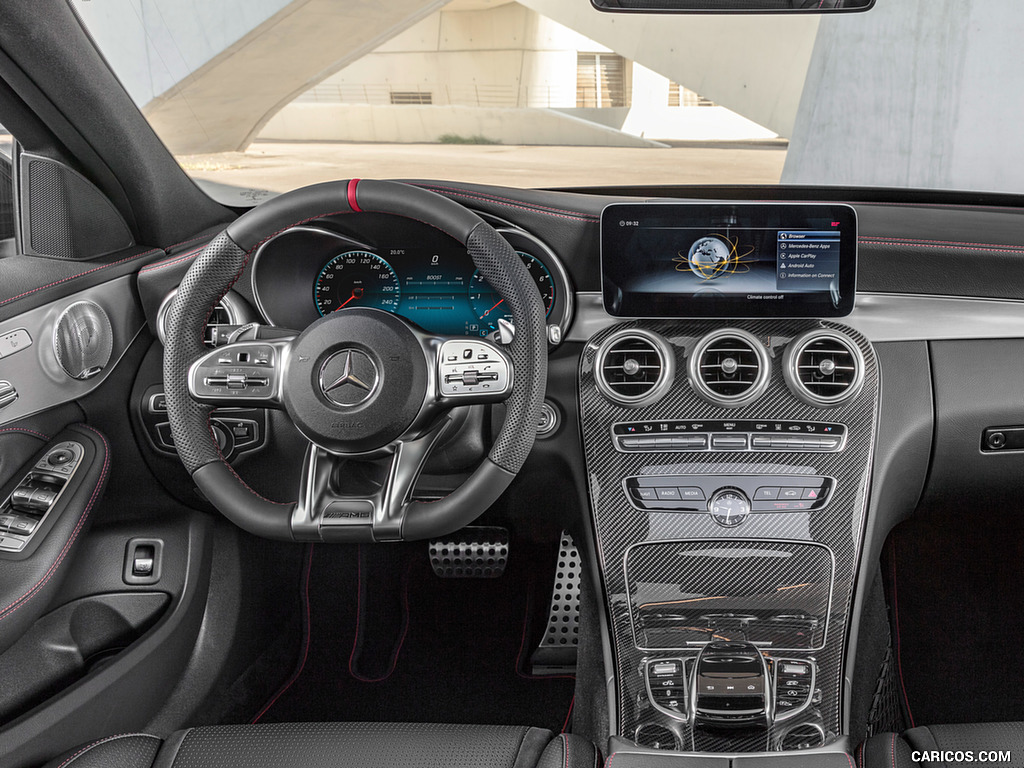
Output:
[{"left": 569, "top": 291, "right": 1024, "bottom": 343}]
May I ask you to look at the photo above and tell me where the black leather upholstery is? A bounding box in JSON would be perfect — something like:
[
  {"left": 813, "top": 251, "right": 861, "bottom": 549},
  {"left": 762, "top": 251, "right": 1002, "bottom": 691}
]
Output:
[
  {"left": 44, "top": 723, "right": 598, "bottom": 768},
  {"left": 860, "top": 723, "right": 1024, "bottom": 767}
]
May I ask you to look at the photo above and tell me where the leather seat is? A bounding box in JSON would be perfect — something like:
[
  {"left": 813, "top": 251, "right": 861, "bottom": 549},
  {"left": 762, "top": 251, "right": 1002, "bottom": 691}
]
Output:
[
  {"left": 43, "top": 722, "right": 598, "bottom": 768},
  {"left": 860, "top": 723, "right": 1024, "bottom": 768}
]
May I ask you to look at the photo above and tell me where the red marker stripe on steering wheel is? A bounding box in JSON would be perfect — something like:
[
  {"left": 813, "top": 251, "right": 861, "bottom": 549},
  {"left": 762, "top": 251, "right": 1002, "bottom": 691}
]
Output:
[{"left": 347, "top": 179, "right": 362, "bottom": 213}]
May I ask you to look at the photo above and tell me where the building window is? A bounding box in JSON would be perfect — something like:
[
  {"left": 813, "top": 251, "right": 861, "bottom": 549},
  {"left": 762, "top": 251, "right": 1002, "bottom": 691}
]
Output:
[
  {"left": 390, "top": 90, "right": 433, "bottom": 105},
  {"left": 668, "top": 81, "right": 715, "bottom": 107},
  {"left": 577, "top": 53, "right": 629, "bottom": 108}
]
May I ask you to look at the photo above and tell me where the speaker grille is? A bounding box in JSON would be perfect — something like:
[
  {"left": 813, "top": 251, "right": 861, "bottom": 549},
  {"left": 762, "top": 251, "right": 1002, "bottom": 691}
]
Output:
[
  {"left": 23, "top": 155, "right": 133, "bottom": 260},
  {"left": 53, "top": 301, "right": 113, "bottom": 380}
]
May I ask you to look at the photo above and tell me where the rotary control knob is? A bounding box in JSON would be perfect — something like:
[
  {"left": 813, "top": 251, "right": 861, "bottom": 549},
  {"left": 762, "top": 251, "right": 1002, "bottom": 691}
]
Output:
[{"left": 708, "top": 487, "right": 751, "bottom": 528}]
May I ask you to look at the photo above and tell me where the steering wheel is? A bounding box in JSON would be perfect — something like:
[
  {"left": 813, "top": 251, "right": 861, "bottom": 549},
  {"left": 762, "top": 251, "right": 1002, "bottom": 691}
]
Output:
[{"left": 162, "top": 179, "right": 547, "bottom": 543}]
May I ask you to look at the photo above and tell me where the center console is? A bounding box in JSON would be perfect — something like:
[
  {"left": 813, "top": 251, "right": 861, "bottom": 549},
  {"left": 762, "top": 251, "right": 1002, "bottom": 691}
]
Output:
[{"left": 580, "top": 203, "right": 876, "bottom": 756}]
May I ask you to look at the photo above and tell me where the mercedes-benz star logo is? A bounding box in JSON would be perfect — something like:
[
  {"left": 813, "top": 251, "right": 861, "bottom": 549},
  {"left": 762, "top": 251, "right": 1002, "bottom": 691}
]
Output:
[{"left": 318, "top": 349, "right": 379, "bottom": 407}]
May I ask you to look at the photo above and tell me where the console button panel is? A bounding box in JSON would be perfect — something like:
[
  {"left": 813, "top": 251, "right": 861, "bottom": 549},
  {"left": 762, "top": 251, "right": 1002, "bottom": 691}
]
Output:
[
  {"left": 613, "top": 420, "right": 846, "bottom": 453},
  {"left": 771, "top": 658, "right": 817, "bottom": 720},
  {"left": 645, "top": 657, "right": 690, "bottom": 720},
  {"left": 0, "top": 441, "right": 84, "bottom": 552},
  {"left": 624, "top": 475, "right": 834, "bottom": 513}
]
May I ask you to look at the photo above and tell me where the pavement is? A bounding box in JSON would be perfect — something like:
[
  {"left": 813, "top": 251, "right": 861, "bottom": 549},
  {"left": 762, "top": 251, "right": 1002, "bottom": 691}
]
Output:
[{"left": 179, "top": 140, "right": 787, "bottom": 196}]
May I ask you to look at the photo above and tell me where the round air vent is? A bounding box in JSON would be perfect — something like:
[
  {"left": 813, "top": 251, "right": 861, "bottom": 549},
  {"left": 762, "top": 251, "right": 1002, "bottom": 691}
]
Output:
[
  {"left": 593, "top": 329, "right": 674, "bottom": 407},
  {"left": 156, "top": 289, "right": 249, "bottom": 347},
  {"left": 53, "top": 301, "right": 113, "bottom": 380},
  {"left": 783, "top": 329, "right": 865, "bottom": 407},
  {"left": 688, "top": 328, "right": 770, "bottom": 408}
]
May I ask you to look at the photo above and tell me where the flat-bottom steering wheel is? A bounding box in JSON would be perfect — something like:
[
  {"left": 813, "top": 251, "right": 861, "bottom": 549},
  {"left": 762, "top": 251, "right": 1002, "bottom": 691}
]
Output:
[{"left": 163, "top": 180, "right": 547, "bottom": 542}]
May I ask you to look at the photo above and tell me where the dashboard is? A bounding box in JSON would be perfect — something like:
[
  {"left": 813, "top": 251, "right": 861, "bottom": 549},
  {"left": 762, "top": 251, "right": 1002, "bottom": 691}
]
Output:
[{"left": 250, "top": 213, "right": 574, "bottom": 340}]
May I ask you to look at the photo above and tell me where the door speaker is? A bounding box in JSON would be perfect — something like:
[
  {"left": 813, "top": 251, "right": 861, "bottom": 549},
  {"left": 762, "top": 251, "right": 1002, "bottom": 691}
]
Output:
[{"left": 53, "top": 300, "right": 112, "bottom": 380}]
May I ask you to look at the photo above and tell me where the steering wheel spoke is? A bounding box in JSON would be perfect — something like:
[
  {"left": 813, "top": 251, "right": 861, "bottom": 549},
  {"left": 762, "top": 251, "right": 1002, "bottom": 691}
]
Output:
[
  {"left": 187, "top": 336, "right": 296, "bottom": 408},
  {"left": 292, "top": 417, "right": 452, "bottom": 543}
]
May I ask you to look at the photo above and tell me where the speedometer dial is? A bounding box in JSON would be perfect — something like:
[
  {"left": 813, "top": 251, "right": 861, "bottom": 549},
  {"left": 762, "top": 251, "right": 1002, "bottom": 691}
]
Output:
[
  {"left": 314, "top": 251, "right": 401, "bottom": 316},
  {"left": 469, "top": 252, "right": 554, "bottom": 334}
]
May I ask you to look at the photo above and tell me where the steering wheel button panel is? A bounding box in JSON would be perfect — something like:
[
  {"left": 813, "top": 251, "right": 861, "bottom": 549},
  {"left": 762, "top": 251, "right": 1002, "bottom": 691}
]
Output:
[
  {"left": 438, "top": 340, "right": 511, "bottom": 398},
  {"left": 189, "top": 342, "right": 287, "bottom": 406}
]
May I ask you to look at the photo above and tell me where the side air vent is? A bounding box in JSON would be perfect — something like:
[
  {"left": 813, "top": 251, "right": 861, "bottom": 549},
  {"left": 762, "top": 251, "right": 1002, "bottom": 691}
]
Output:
[
  {"left": 156, "top": 289, "right": 251, "bottom": 348},
  {"left": 594, "top": 329, "right": 674, "bottom": 407},
  {"left": 783, "top": 329, "right": 865, "bottom": 407},
  {"left": 688, "top": 328, "right": 771, "bottom": 408}
]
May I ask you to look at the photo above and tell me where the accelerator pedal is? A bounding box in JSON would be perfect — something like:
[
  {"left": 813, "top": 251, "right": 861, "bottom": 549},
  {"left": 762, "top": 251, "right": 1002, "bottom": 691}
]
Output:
[
  {"left": 529, "top": 530, "right": 581, "bottom": 675},
  {"left": 429, "top": 526, "right": 509, "bottom": 578}
]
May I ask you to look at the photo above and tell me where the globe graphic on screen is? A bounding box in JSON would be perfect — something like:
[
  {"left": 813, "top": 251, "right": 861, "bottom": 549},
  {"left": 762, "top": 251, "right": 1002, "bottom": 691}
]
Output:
[{"left": 687, "top": 236, "right": 732, "bottom": 280}]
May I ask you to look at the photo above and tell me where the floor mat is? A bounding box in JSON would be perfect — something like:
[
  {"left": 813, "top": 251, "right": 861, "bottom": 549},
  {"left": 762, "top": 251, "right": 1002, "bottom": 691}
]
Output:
[
  {"left": 886, "top": 504, "right": 1024, "bottom": 726},
  {"left": 254, "top": 537, "right": 576, "bottom": 732}
]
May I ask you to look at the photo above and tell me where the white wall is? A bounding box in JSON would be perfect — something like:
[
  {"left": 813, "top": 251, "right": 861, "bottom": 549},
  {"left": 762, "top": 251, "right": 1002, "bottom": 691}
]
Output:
[
  {"left": 259, "top": 103, "right": 666, "bottom": 147},
  {"left": 783, "top": 0, "right": 1024, "bottom": 193}
]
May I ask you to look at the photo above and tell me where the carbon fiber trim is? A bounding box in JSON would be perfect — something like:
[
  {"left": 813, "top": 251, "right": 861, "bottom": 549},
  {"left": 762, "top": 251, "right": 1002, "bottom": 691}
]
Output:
[{"left": 578, "top": 319, "right": 878, "bottom": 753}]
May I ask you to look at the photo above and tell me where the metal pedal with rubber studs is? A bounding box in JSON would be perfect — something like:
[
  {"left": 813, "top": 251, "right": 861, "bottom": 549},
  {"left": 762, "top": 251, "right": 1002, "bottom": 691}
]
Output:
[{"left": 429, "top": 526, "right": 509, "bottom": 578}]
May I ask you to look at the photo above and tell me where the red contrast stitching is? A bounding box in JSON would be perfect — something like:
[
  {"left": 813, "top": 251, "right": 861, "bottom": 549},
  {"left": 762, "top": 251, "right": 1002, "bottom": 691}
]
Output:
[
  {"left": 55, "top": 733, "right": 160, "bottom": 768},
  {"left": 164, "top": 231, "right": 219, "bottom": 251},
  {"left": 0, "top": 249, "right": 161, "bottom": 308},
  {"left": 890, "top": 539, "right": 915, "bottom": 728},
  {"left": 561, "top": 696, "right": 575, "bottom": 733},
  {"left": 860, "top": 236, "right": 1024, "bottom": 250},
  {"left": 347, "top": 546, "right": 412, "bottom": 683},
  {"left": 0, "top": 427, "right": 50, "bottom": 441},
  {"left": 604, "top": 753, "right": 616, "bottom": 768},
  {"left": 562, "top": 733, "right": 570, "bottom": 768},
  {"left": 890, "top": 733, "right": 896, "bottom": 768},
  {"left": 861, "top": 241, "right": 1024, "bottom": 255},
  {"left": 138, "top": 245, "right": 208, "bottom": 274},
  {"left": 0, "top": 425, "right": 109, "bottom": 623},
  {"left": 251, "top": 545, "right": 315, "bottom": 723},
  {"left": 420, "top": 184, "right": 599, "bottom": 222},
  {"left": 858, "top": 740, "right": 866, "bottom": 768},
  {"left": 846, "top": 749, "right": 856, "bottom": 768}
]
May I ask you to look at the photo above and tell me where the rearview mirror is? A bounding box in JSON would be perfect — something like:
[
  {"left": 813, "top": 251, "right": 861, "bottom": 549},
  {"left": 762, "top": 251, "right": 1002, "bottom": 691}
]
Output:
[{"left": 592, "top": 0, "right": 874, "bottom": 12}]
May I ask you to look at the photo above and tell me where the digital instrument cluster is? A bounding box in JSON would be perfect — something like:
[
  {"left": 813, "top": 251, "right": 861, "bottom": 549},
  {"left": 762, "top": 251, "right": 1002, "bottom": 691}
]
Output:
[{"left": 249, "top": 213, "right": 573, "bottom": 340}]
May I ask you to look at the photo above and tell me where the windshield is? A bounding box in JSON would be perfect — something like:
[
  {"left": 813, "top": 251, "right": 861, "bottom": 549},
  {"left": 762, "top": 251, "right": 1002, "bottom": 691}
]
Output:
[{"left": 71, "top": 1, "right": 1019, "bottom": 202}]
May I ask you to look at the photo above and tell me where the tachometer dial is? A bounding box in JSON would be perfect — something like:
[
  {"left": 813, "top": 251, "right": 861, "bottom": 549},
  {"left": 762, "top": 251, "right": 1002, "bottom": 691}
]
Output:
[
  {"left": 469, "top": 252, "right": 554, "bottom": 334},
  {"left": 314, "top": 251, "right": 401, "bottom": 316}
]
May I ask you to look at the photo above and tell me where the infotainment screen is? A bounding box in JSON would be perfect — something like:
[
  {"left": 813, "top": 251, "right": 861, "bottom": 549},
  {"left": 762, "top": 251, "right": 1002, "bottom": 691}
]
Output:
[{"left": 601, "top": 203, "right": 857, "bottom": 318}]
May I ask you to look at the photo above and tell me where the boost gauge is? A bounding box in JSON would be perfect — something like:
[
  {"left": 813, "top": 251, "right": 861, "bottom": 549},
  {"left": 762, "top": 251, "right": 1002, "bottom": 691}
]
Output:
[
  {"left": 469, "top": 251, "right": 554, "bottom": 334},
  {"left": 314, "top": 251, "right": 401, "bottom": 316}
]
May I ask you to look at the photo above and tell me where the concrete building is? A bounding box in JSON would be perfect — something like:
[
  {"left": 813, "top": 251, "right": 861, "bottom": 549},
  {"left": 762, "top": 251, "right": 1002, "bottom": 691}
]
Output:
[{"left": 258, "top": 1, "right": 777, "bottom": 146}]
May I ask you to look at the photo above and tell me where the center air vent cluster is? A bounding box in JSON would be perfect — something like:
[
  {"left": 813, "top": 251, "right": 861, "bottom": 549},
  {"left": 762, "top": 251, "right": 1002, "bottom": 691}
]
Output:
[
  {"left": 592, "top": 326, "right": 865, "bottom": 411},
  {"left": 594, "top": 330, "right": 675, "bottom": 406}
]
